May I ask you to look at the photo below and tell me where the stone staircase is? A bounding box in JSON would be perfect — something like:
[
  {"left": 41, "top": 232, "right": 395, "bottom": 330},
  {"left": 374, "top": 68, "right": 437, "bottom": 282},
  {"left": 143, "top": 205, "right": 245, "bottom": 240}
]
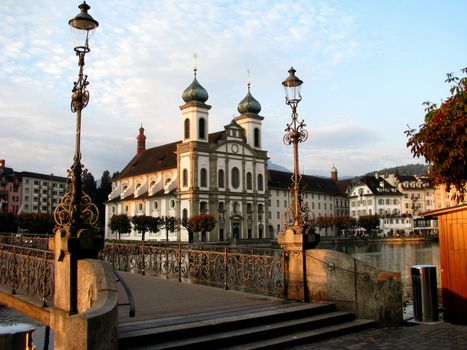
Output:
[{"left": 118, "top": 302, "right": 376, "bottom": 349}]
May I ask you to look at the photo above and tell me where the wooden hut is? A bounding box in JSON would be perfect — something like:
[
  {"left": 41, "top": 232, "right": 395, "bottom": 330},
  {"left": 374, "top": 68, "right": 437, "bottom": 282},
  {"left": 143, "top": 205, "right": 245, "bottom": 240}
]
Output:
[{"left": 424, "top": 204, "right": 467, "bottom": 324}]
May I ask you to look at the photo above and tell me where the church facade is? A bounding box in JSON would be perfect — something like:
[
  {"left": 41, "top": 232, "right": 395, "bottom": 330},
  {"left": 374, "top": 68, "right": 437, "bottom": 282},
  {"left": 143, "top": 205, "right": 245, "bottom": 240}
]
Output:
[{"left": 105, "top": 71, "right": 270, "bottom": 242}]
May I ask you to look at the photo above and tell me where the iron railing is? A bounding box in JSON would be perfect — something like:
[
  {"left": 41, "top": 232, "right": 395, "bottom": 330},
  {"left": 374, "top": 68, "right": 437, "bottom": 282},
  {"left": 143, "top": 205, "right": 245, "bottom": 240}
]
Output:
[
  {"left": 98, "top": 242, "right": 285, "bottom": 298},
  {"left": 0, "top": 233, "right": 51, "bottom": 251},
  {"left": 0, "top": 243, "right": 54, "bottom": 306}
]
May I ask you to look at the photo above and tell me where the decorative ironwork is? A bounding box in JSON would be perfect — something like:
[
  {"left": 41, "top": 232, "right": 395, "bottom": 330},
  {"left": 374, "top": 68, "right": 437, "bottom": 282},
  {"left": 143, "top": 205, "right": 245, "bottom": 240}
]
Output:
[
  {"left": 0, "top": 244, "right": 54, "bottom": 306},
  {"left": 98, "top": 242, "right": 285, "bottom": 298},
  {"left": 0, "top": 234, "right": 50, "bottom": 251}
]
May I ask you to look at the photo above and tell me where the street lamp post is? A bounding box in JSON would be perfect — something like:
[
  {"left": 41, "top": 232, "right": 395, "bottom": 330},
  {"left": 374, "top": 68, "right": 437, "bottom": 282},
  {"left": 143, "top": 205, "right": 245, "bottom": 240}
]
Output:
[
  {"left": 52, "top": 1, "right": 100, "bottom": 315},
  {"left": 282, "top": 67, "right": 309, "bottom": 229}
]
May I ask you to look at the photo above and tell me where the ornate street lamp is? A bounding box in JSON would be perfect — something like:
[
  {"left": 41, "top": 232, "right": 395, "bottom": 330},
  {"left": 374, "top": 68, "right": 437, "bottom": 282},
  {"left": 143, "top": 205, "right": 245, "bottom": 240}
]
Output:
[
  {"left": 282, "top": 67, "right": 310, "bottom": 229},
  {"left": 52, "top": 2, "right": 100, "bottom": 315},
  {"left": 54, "top": 2, "right": 99, "bottom": 236}
]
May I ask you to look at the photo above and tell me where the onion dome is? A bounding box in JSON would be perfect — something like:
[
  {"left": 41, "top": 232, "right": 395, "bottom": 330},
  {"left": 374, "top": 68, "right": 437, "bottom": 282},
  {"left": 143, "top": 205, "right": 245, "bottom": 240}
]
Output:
[
  {"left": 237, "top": 83, "right": 261, "bottom": 115},
  {"left": 182, "top": 68, "right": 209, "bottom": 103}
]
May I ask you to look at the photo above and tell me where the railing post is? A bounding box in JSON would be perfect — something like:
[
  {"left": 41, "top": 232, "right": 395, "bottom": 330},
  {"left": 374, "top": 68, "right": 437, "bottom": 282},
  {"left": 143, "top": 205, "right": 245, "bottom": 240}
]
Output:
[
  {"left": 224, "top": 247, "right": 228, "bottom": 290},
  {"left": 178, "top": 244, "right": 182, "bottom": 283}
]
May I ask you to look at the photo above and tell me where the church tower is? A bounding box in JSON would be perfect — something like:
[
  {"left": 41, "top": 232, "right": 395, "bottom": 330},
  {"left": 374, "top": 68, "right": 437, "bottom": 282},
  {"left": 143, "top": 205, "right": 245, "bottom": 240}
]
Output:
[
  {"left": 136, "top": 125, "right": 146, "bottom": 155},
  {"left": 235, "top": 82, "right": 264, "bottom": 149},
  {"left": 180, "top": 68, "right": 211, "bottom": 143}
]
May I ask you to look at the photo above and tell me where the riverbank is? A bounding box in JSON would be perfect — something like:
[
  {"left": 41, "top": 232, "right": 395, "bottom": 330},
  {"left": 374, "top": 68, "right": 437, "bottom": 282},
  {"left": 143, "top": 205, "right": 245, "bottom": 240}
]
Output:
[{"left": 319, "top": 236, "right": 439, "bottom": 245}]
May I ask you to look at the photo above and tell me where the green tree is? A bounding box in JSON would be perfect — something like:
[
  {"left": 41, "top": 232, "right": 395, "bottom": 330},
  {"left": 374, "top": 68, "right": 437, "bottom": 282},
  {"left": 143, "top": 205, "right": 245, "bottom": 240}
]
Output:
[
  {"left": 0, "top": 212, "right": 17, "bottom": 232},
  {"left": 358, "top": 215, "right": 380, "bottom": 237},
  {"left": 82, "top": 171, "right": 98, "bottom": 204},
  {"left": 131, "top": 215, "right": 160, "bottom": 242},
  {"left": 17, "top": 213, "right": 54, "bottom": 234},
  {"left": 406, "top": 68, "right": 467, "bottom": 202},
  {"left": 161, "top": 216, "right": 176, "bottom": 242},
  {"left": 189, "top": 214, "right": 216, "bottom": 242},
  {"left": 108, "top": 214, "right": 131, "bottom": 240},
  {"left": 97, "top": 170, "right": 113, "bottom": 227}
]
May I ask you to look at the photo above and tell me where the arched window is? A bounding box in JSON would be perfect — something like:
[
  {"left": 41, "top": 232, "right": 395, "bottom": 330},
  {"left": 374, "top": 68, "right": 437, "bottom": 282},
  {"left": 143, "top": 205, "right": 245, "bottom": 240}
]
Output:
[
  {"left": 254, "top": 128, "right": 260, "bottom": 147},
  {"left": 257, "top": 173, "right": 264, "bottom": 191},
  {"left": 153, "top": 201, "right": 159, "bottom": 210},
  {"left": 199, "top": 118, "right": 206, "bottom": 139},
  {"left": 246, "top": 172, "right": 252, "bottom": 190},
  {"left": 231, "top": 167, "right": 240, "bottom": 189},
  {"left": 182, "top": 208, "right": 188, "bottom": 220},
  {"left": 218, "top": 169, "right": 224, "bottom": 188},
  {"left": 184, "top": 118, "right": 190, "bottom": 139},
  {"left": 200, "top": 168, "right": 207, "bottom": 187},
  {"left": 182, "top": 169, "right": 188, "bottom": 187},
  {"left": 200, "top": 201, "right": 208, "bottom": 213}
]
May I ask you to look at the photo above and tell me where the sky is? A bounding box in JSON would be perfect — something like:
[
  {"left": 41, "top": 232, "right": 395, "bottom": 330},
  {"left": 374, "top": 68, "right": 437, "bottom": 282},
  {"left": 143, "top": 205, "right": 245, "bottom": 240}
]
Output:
[{"left": 1, "top": 0, "right": 466, "bottom": 180}]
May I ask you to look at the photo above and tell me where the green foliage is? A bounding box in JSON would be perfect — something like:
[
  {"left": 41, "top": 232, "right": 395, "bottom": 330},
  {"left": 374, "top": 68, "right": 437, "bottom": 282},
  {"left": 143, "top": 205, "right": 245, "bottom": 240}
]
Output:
[
  {"left": 358, "top": 215, "right": 380, "bottom": 236},
  {"left": 109, "top": 214, "right": 131, "bottom": 239},
  {"left": 0, "top": 212, "right": 18, "bottom": 232},
  {"left": 131, "top": 215, "right": 160, "bottom": 241},
  {"left": 333, "top": 215, "right": 357, "bottom": 231},
  {"left": 17, "top": 213, "right": 54, "bottom": 234},
  {"left": 189, "top": 214, "right": 216, "bottom": 234},
  {"left": 365, "top": 164, "right": 429, "bottom": 176},
  {"left": 406, "top": 67, "right": 467, "bottom": 202}
]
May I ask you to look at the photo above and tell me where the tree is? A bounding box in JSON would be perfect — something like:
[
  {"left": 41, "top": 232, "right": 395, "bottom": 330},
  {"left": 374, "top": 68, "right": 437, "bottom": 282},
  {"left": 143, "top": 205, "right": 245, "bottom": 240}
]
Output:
[
  {"left": 97, "top": 170, "right": 113, "bottom": 228},
  {"left": 82, "top": 171, "right": 98, "bottom": 204},
  {"left": 189, "top": 214, "right": 216, "bottom": 242},
  {"left": 0, "top": 212, "right": 17, "bottom": 232},
  {"left": 315, "top": 216, "right": 333, "bottom": 236},
  {"left": 333, "top": 215, "right": 357, "bottom": 237},
  {"left": 131, "top": 215, "right": 160, "bottom": 242},
  {"left": 17, "top": 213, "right": 54, "bottom": 234},
  {"left": 358, "top": 215, "right": 380, "bottom": 237},
  {"left": 179, "top": 217, "right": 194, "bottom": 243},
  {"left": 406, "top": 68, "right": 467, "bottom": 203},
  {"left": 108, "top": 214, "right": 131, "bottom": 240},
  {"left": 160, "top": 216, "right": 176, "bottom": 242}
]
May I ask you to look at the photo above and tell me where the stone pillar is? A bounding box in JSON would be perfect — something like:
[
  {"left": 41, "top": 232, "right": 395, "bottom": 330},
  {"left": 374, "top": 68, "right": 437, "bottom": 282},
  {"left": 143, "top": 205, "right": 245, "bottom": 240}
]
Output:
[{"left": 277, "top": 225, "right": 308, "bottom": 302}]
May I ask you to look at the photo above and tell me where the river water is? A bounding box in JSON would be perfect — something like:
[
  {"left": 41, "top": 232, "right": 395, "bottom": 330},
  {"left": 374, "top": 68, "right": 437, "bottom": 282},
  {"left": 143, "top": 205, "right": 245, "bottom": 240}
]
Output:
[{"left": 321, "top": 240, "right": 440, "bottom": 301}]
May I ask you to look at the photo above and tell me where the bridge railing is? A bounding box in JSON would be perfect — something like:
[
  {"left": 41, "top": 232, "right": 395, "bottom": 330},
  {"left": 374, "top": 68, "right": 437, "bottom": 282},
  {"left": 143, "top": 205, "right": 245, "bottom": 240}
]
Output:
[
  {"left": 98, "top": 241, "right": 285, "bottom": 298},
  {"left": 0, "top": 233, "right": 50, "bottom": 251},
  {"left": 0, "top": 243, "right": 54, "bottom": 306}
]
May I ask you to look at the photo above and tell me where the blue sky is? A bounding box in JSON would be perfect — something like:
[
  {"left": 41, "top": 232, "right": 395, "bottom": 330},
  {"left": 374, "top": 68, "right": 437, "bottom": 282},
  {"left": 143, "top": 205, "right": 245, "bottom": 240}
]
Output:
[{"left": 1, "top": 0, "right": 466, "bottom": 179}]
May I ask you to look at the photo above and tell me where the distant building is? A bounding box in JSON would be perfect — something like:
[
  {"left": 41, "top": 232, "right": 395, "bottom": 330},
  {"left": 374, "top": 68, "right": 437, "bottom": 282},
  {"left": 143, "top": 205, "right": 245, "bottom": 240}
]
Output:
[
  {"left": 268, "top": 168, "right": 348, "bottom": 238},
  {"left": 0, "top": 159, "right": 22, "bottom": 214},
  {"left": 20, "top": 172, "right": 67, "bottom": 214},
  {"left": 0, "top": 159, "right": 67, "bottom": 215}
]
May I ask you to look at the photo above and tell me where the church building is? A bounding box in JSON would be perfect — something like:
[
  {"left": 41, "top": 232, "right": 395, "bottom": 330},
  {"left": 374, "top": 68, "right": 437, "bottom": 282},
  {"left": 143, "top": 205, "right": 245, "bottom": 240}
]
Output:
[{"left": 105, "top": 70, "right": 269, "bottom": 242}]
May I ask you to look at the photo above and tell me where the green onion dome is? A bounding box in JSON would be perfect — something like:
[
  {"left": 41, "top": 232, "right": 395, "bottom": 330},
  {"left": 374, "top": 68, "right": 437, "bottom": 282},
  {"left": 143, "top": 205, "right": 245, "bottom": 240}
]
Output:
[
  {"left": 237, "top": 83, "right": 261, "bottom": 115},
  {"left": 182, "top": 69, "right": 209, "bottom": 103}
]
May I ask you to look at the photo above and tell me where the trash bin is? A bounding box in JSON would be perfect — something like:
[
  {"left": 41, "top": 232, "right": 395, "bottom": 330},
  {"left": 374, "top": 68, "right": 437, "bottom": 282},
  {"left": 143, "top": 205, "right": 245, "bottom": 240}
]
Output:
[{"left": 411, "top": 265, "right": 438, "bottom": 322}]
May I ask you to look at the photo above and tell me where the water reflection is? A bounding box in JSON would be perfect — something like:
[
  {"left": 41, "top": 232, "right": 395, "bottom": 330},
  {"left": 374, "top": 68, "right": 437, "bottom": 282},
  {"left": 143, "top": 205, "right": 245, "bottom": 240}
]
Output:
[{"left": 321, "top": 241, "right": 440, "bottom": 301}]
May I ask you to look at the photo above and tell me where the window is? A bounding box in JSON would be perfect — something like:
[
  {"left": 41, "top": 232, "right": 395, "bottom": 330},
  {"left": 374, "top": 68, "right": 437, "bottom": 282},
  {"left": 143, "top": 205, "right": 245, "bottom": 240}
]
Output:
[
  {"left": 277, "top": 212, "right": 280, "bottom": 219},
  {"left": 182, "top": 208, "right": 188, "bottom": 220},
  {"left": 184, "top": 118, "right": 190, "bottom": 139},
  {"left": 170, "top": 199, "right": 176, "bottom": 209},
  {"left": 276, "top": 200, "right": 279, "bottom": 207},
  {"left": 218, "top": 202, "right": 225, "bottom": 212},
  {"left": 231, "top": 167, "right": 240, "bottom": 189},
  {"left": 284, "top": 200, "right": 287, "bottom": 207},
  {"left": 153, "top": 201, "right": 159, "bottom": 210},
  {"left": 246, "top": 172, "right": 252, "bottom": 190},
  {"left": 198, "top": 201, "right": 207, "bottom": 214},
  {"left": 182, "top": 169, "right": 188, "bottom": 187},
  {"left": 200, "top": 168, "right": 207, "bottom": 187},
  {"left": 138, "top": 203, "right": 143, "bottom": 211},
  {"left": 199, "top": 118, "right": 206, "bottom": 139},
  {"left": 247, "top": 203, "right": 252, "bottom": 212},
  {"left": 124, "top": 205, "right": 128, "bottom": 213},
  {"left": 254, "top": 128, "right": 260, "bottom": 147},
  {"left": 218, "top": 169, "right": 225, "bottom": 188},
  {"left": 257, "top": 174, "right": 264, "bottom": 191}
]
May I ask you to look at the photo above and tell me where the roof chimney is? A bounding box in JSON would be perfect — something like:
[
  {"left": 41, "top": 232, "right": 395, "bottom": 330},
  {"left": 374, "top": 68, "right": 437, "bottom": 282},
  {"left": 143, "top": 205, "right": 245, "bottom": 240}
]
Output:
[{"left": 137, "top": 125, "right": 146, "bottom": 155}]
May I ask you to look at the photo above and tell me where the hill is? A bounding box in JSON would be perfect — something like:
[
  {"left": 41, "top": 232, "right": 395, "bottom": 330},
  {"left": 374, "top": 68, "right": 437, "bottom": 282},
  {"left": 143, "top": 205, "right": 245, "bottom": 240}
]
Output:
[{"left": 365, "top": 163, "right": 429, "bottom": 177}]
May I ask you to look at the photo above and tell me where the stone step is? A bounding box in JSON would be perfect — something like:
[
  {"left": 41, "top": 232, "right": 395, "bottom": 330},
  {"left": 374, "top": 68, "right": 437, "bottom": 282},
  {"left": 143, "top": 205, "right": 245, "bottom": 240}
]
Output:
[
  {"left": 226, "top": 319, "right": 377, "bottom": 350},
  {"left": 119, "top": 302, "right": 376, "bottom": 349},
  {"left": 143, "top": 311, "right": 357, "bottom": 350},
  {"left": 119, "top": 302, "right": 335, "bottom": 346}
]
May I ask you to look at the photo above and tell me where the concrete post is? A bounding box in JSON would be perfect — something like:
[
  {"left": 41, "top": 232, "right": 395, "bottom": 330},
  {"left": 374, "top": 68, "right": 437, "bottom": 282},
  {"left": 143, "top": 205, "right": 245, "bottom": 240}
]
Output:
[{"left": 277, "top": 225, "right": 308, "bottom": 302}]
